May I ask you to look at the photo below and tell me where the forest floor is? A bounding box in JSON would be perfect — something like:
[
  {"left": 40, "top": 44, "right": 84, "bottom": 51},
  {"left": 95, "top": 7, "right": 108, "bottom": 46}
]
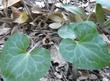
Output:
[{"left": 0, "top": 0, "right": 110, "bottom": 81}]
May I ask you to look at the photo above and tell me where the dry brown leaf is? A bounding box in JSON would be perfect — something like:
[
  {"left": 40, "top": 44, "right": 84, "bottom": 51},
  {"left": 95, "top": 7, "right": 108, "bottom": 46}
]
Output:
[{"left": 49, "top": 22, "right": 62, "bottom": 29}]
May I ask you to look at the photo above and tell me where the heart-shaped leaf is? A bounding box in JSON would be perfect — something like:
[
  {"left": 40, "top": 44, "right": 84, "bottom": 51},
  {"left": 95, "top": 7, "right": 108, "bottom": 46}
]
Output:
[
  {"left": 0, "top": 33, "right": 51, "bottom": 81},
  {"left": 59, "top": 21, "right": 110, "bottom": 70}
]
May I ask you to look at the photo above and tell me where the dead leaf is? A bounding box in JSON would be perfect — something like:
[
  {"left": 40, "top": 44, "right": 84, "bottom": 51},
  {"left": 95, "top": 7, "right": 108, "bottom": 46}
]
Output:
[
  {"left": 14, "top": 12, "right": 28, "bottom": 24},
  {"left": 31, "top": 6, "right": 43, "bottom": 14},
  {"left": 48, "top": 12, "right": 64, "bottom": 23},
  {"left": 74, "top": 14, "right": 83, "bottom": 22},
  {"left": 49, "top": 45, "right": 66, "bottom": 64},
  {"left": 0, "top": 28, "right": 10, "bottom": 35},
  {"left": 49, "top": 22, "right": 62, "bottom": 29}
]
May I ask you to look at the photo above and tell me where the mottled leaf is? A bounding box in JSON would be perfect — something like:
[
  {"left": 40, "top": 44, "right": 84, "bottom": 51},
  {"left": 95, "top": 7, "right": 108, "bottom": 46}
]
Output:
[
  {"left": 59, "top": 21, "right": 110, "bottom": 70},
  {"left": 0, "top": 33, "right": 51, "bottom": 81}
]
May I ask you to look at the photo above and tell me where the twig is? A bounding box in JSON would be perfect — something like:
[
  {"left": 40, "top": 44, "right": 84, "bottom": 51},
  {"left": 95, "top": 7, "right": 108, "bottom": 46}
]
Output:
[{"left": 3, "top": 0, "right": 8, "bottom": 17}]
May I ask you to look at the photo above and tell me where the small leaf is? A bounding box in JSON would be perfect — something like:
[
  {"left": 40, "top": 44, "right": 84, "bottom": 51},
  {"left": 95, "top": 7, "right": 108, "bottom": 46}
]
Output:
[
  {"left": 14, "top": 12, "right": 28, "bottom": 24},
  {"left": 96, "top": 4, "right": 105, "bottom": 23},
  {"left": 61, "top": 4, "right": 86, "bottom": 17},
  {"left": 59, "top": 21, "right": 110, "bottom": 70},
  {"left": 96, "top": 0, "right": 110, "bottom": 9},
  {"left": 0, "top": 33, "right": 51, "bottom": 81},
  {"left": 49, "top": 22, "right": 62, "bottom": 29}
]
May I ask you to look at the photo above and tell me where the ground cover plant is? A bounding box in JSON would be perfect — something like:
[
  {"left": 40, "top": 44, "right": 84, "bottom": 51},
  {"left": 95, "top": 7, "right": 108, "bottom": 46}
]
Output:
[{"left": 0, "top": 0, "right": 110, "bottom": 81}]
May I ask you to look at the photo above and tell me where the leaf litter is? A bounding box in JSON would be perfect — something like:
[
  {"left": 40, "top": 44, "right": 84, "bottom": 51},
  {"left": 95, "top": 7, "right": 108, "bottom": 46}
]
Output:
[{"left": 0, "top": 0, "right": 110, "bottom": 81}]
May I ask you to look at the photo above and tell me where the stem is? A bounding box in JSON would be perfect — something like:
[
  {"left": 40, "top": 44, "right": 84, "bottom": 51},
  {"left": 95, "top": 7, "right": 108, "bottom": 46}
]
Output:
[{"left": 27, "top": 41, "right": 41, "bottom": 54}]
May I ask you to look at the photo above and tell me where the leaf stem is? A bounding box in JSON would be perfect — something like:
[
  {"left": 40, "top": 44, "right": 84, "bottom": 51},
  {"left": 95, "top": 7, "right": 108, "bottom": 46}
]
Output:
[{"left": 27, "top": 41, "right": 41, "bottom": 54}]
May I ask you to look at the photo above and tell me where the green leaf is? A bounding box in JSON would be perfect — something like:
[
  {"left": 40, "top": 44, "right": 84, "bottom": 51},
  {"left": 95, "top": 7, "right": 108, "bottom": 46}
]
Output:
[
  {"left": 58, "top": 23, "right": 76, "bottom": 39},
  {"left": 59, "top": 21, "right": 110, "bottom": 70},
  {"left": 61, "top": 4, "right": 86, "bottom": 17},
  {"left": 0, "top": 33, "right": 51, "bottom": 81},
  {"left": 60, "top": 35, "right": 110, "bottom": 70},
  {"left": 58, "top": 21, "right": 98, "bottom": 40},
  {"left": 96, "top": 4, "right": 105, "bottom": 23},
  {"left": 96, "top": 0, "right": 110, "bottom": 9}
]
